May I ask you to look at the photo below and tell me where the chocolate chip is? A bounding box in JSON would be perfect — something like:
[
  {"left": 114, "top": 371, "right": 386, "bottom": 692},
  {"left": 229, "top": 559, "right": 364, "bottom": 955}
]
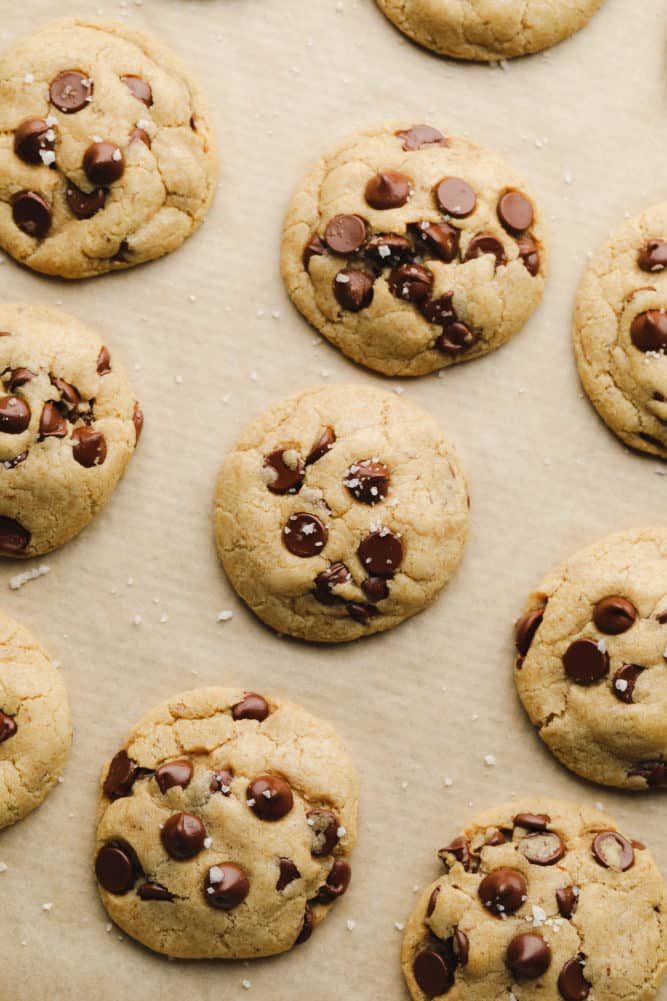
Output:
[
  {"left": 65, "top": 182, "right": 106, "bottom": 220},
  {"left": 0, "top": 517, "right": 30, "bottom": 554},
  {"left": 276, "top": 858, "right": 301, "bottom": 892},
  {"left": 0, "top": 396, "right": 30, "bottom": 434},
  {"left": 11, "top": 192, "right": 52, "bottom": 238},
  {"left": 344, "top": 458, "right": 389, "bottom": 504},
  {"left": 514, "top": 813, "right": 550, "bottom": 831},
  {"left": 263, "top": 448, "right": 305, "bottom": 494},
  {"left": 478, "top": 868, "right": 527, "bottom": 916},
  {"left": 83, "top": 142, "right": 125, "bottom": 186},
  {"left": 365, "top": 234, "right": 413, "bottom": 267},
  {"left": 295, "top": 905, "right": 314, "bottom": 944},
  {"left": 397, "top": 125, "right": 447, "bottom": 151},
  {"left": 515, "top": 607, "right": 545, "bottom": 656},
  {"left": 51, "top": 377, "right": 80, "bottom": 411},
  {"left": 365, "top": 170, "right": 411, "bottom": 210},
  {"left": 638, "top": 240, "right": 667, "bottom": 273},
  {"left": 129, "top": 126, "right": 151, "bottom": 147},
  {"left": 464, "top": 233, "right": 507, "bottom": 267},
  {"left": 72, "top": 427, "right": 107, "bottom": 467},
  {"left": 210, "top": 767, "right": 234, "bottom": 794},
  {"left": 556, "top": 885, "right": 579, "bottom": 919},
  {"left": 436, "top": 321, "right": 477, "bottom": 355},
  {"left": 411, "top": 221, "right": 460, "bottom": 262},
  {"left": 563, "top": 638, "right": 609, "bottom": 685},
  {"left": 283, "top": 513, "right": 328, "bottom": 557},
  {"left": 498, "top": 191, "right": 534, "bottom": 234},
  {"left": 412, "top": 949, "right": 454, "bottom": 997},
  {"left": 161, "top": 812, "right": 207, "bottom": 860},
  {"left": 324, "top": 214, "right": 367, "bottom": 254},
  {"left": 304, "top": 427, "right": 335, "bottom": 466},
  {"left": 613, "top": 664, "right": 644, "bottom": 704},
  {"left": 314, "top": 561, "right": 351, "bottom": 604},
  {"left": 484, "top": 828, "right": 508, "bottom": 847},
  {"left": 204, "top": 863, "right": 249, "bottom": 910},
  {"left": 506, "top": 932, "right": 551, "bottom": 979},
  {"left": 361, "top": 576, "right": 389, "bottom": 602},
  {"left": 0, "top": 711, "right": 17, "bottom": 743},
  {"left": 426, "top": 884, "right": 441, "bottom": 917},
  {"left": 333, "top": 269, "right": 374, "bottom": 311},
  {"left": 628, "top": 760, "right": 667, "bottom": 786},
  {"left": 6, "top": 368, "right": 35, "bottom": 390},
  {"left": 388, "top": 262, "right": 433, "bottom": 303},
  {"left": 308, "top": 809, "right": 339, "bottom": 856},
  {"left": 347, "top": 602, "right": 379, "bottom": 624},
  {"left": 97, "top": 347, "right": 112, "bottom": 375},
  {"left": 247, "top": 775, "right": 294, "bottom": 821},
  {"left": 520, "top": 831, "right": 565, "bottom": 866},
  {"left": 138, "top": 882, "right": 175, "bottom": 902},
  {"left": 315, "top": 859, "right": 351, "bottom": 904},
  {"left": 517, "top": 235, "right": 540, "bottom": 276},
  {"left": 358, "top": 529, "right": 403, "bottom": 576},
  {"left": 593, "top": 595, "right": 636, "bottom": 634},
  {"left": 558, "top": 956, "right": 591, "bottom": 1001},
  {"left": 39, "top": 402, "right": 67, "bottom": 439},
  {"left": 121, "top": 75, "right": 153, "bottom": 106},
  {"left": 438, "top": 836, "right": 472, "bottom": 871},
  {"left": 435, "top": 177, "right": 476, "bottom": 218},
  {"left": 592, "top": 831, "right": 634, "bottom": 871},
  {"left": 155, "top": 760, "right": 193, "bottom": 793},
  {"left": 631, "top": 310, "right": 667, "bottom": 353},
  {"left": 133, "top": 402, "right": 144, "bottom": 444},
  {"left": 95, "top": 842, "right": 138, "bottom": 895},
  {"left": 421, "top": 291, "right": 456, "bottom": 328},
  {"left": 50, "top": 70, "right": 92, "bottom": 113},
  {"left": 303, "top": 233, "right": 327, "bottom": 268},
  {"left": 232, "top": 692, "right": 269, "bottom": 721},
  {"left": 14, "top": 118, "right": 55, "bottom": 166}
]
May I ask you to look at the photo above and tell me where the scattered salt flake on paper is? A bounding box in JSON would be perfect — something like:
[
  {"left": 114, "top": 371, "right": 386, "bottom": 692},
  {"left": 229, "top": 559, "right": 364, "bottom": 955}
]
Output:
[
  {"left": 394, "top": 922, "right": 405, "bottom": 931},
  {"left": 217, "top": 610, "right": 233, "bottom": 622},
  {"left": 0, "top": 862, "right": 7, "bottom": 873},
  {"left": 132, "top": 614, "right": 142, "bottom": 626},
  {"left": 346, "top": 919, "right": 356, "bottom": 931},
  {"left": 242, "top": 980, "right": 251, "bottom": 991},
  {"left": 443, "top": 776, "right": 453, "bottom": 787},
  {"left": 484, "top": 754, "right": 496, "bottom": 767},
  {"left": 42, "top": 902, "right": 53, "bottom": 912},
  {"left": 9, "top": 565, "right": 50, "bottom": 590}
]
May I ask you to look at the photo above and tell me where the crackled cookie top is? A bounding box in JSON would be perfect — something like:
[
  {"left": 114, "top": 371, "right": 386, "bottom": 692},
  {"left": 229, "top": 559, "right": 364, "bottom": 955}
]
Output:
[
  {"left": 0, "top": 303, "right": 142, "bottom": 558},
  {"left": 514, "top": 528, "right": 667, "bottom": 790},
  {"left": 375, "top": 0, "right": 606, "bottom": 61},
  {"left": 573, "top": 203, "right": 667, "bottom": 458},
  {"left": 402, "top": 799, "right": 667, "bottom": 1001},
  {"left": 94, "top": 687, "right": 358, "bottom": 959},
  {"left": 0, "top": 18, "right": 217, "bottom": 278},
  {"left": 214, "top": 384, "right": 469, "bottom": 642},
  {"left": 0, "top": 610, "right": 72, "bottom": 830},
  {"left": 281, "top": 124, "right": 546, "bottom": 376}
]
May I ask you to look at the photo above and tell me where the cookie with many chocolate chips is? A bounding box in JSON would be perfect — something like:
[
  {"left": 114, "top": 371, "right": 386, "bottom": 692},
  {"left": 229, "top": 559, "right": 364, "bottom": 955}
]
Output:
[
  {"left": 402, "top": 799, "right": 667, "bottom": 1001},
  {"left": 95, "top": 686, "right": 358, "bottom": 958},
  {"left": 573, "top": 203, "right": 667, "bottom": 458},
  {"left": 282, "top": 123, "right": 546, "bottom": 376},
  {"left": 213, "top": 384, "right": 469, "bottom": 642},
  {"left": 375, "top": 0, "right": 606, "bottom": 61},
  {"left": 0, "top": 610, "right": 72, "bottom": 830},
  {"left": 0, "top": 18, "right": 217, "bottom": 278},
  {"left": 515, "top": 528, "right": 667, "bottom": 789},
  {"left": 0, "top": 303, "right": 142, "bottom": 557}
]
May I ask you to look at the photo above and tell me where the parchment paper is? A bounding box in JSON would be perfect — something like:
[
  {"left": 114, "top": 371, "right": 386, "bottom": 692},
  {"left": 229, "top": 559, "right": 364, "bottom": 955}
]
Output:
[{"left": 1, "top": 1, "right": 666, "bottom": 999}]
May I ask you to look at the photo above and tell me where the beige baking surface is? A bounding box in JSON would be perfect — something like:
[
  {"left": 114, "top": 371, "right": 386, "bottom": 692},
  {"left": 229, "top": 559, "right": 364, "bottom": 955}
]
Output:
[{"left": 1, "top": 1, "right": 666, "bottom": 998}]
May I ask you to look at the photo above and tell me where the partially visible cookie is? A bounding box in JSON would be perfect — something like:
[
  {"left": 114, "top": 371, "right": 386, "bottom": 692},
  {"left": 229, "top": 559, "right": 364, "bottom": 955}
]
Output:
[
  {"left": 282, "top": 123, "right": 546, "bottom": 376},
  {"left": 402, "top": 799, "right": 667, "bottom": 1001},
  {"left": 375, "top": 0, "right": 606, "bottom": 61},
  {"left": 0, "top": 610, "right": 72, "bottom": 830},
  {"left": 0, "top": 18, "right": 217, "bottom": 278},
  {"left": 95, "top": 686, "right": 358, "bottom": 959},
  {"left": 573, "top": 203, "right": 667, "bottom": 458},
  {"left": 515, "top": 528, "right": 667, "bottom": 790},
  {"left": 0, "top": 303, "right": 142, "bottom": 558},
  {"left": 214, "top": 384, "right": 469, "bottom": 642}
]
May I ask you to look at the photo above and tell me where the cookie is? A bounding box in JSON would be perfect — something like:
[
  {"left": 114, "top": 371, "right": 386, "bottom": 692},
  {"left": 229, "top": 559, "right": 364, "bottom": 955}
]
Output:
[
  {"left": 0, "top": 610, "right": 72, "bottom": 830},
  {"left": 402, "top": 798, "right": 667, "bottom": 1001},
  {"left": 0, "top": 17, "right": 217, "bottom": 278},
  {"left": 0, "top": 303, "right": 142, "bottom": 558},
  {"left": 281, "top": 123, "right": 547, "bottom": 376},
  {"left": 213, "top": 384, "right": 469, "bottom": 642},
  {"left": 375, "top": 0, "right": 606, "bottom": 61},
  {"left": 573, "top": 203, "right": 667, "bottom": 458},
  {"left": 94, "top": 686, "right": 358, "bottom": 959},
  {"left": 514, "top": 527, "right": 667, "bottom": 790}
]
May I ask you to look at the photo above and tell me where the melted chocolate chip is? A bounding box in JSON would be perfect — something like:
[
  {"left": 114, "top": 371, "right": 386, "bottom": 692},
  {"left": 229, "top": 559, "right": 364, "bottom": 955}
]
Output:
[
  {"left": 161, "top": 812, "right": 207, "bottom": 860},
  {"left": 347, "top": 602, "right": 379, "bottom": 624},
  {"left": 0, "top": 396, "right": 30, "bottom": 433},
  {"left": 315, "top": 859, "right": 351, "bottom": 904},
  {"left": 50, "top": 377, "right": 79, "bottom": 411},
  {"left": 263, "top": 448, "right": 305, "bottom": 494},
  {"left": 556, "top": 885, "right": 579, "bottom": 919},
  {"left": 121, "top": 75, "right": 153, "bottom": 106},
  {"left": 72, "top": 427, "right": 107, "bottom": 467},
  {"left": 11, "top": 192, "right": 52, "bottom": 238},
  {"left": 14, "top": 118, "right": 55, "bottom": 166},
  {"left": 247, "top": 775, "right": 294, "bottom": 821},
  {"left": 478, "top": 868, "right": 527, "bottom": 916},
  {"left": 412, "top": 949, "right": 454, "bottom": 996},
  {"left": 397, "top": 125, "right": 447, "bottom": 151},
  {"left": 514, "top": 813, "right": 550, "bottom": 831},
  {"left": 517, "top": 235, "right": 540, "bottom": 276},
  {"left": 333, "top": 269, "right": 374, "bottom": 311},
  {"left": 344, "top": 459, "right": 389, "bottom": 504},
  {"left": 303, "top": 234, "right": 326, "bottom": 268},
  {"left": 558, "top": 956, "right": 591, "bottom": 1001},
  {"left": 204, "top": 863, "right": 249, "bottom": 910},
  {"left": 210, "top": 767, "right": 234, "bottom": 794},
  {"left": 232, "top": 693, "right": 269, "bottom": 721},
  {"left": 0, "top": 517, "right": 30, "bottom": 554},
  {"left": 39, "top": 402, "right": 67, "bottom": 439},
  {"left": 361, "top": 576, "right": 389, "bottom": 602},
  {"left": 283, "top": 513, "right": 328, "bottom": 557},
  {"left": 95, "top": 842, "right": 139, "bottom": 895},
  {"left": 0, "top": 711, "right": 17, "bottom": 743},
  {"left": 314, "top": 561, "right": 351, "bottom": 604},
  {"left": 308, "top": 809, "right": 339, "bottom": 856},
  {"left": 306, "top": 426, "right": 335, "bottom": 464},
  {"left": 613, "top": 664, "right": 644, "bottom": 704},
  {"left": 519, "top": 831, "right": 565, "bottom": 866},
  {"left": 133, "top": 403, "right": 144, "bottom": 444},
  {"left": 435, "top": 177, "right": 476, "bottom": 218},
  {"left": 628, "top": 760, "right": 667, "bottom": 786},
  {"left": 295, "top": 905, "right": 314, "bottom": 944},
  {"left": 498, "top": 191, "right": 534, "bottom": 234},
  {"left": 427, "top": 884, "right": 441, "bottom": 916},
  {"left": 515, "top": 607, "right": 545, "bottom": 656},
  {"left": 324, "top": 214, "right": 367, "bottom": 254},
  {"left": 592, "top": 831, "right": 634, "bottom": 871},
  {"left": 6, "top": 368, "right": 35, "bottom": 390},
  {"left": 639, "top": 240, "right": 667, "bottom": 273},
  {"left": 421, "top": 292, "right": 456, "bottom": 328},
  {"left": 438, "top": 836, "right": 472, "bottom": 871},
  {"left": 83, "top": 142, "right": 125, "bottom": 186},
  {"left": 155, "top": 760, "right": 193, "bottom": 793},
  {"left": 50, "top": 70, "right": 92, "bottom": 113},
  {"left": 65, "top": 182, "right": 106, "bottom": 220},
  {"left": 276, "top": 858, "right": 301, "bottom": 892},
  {"left": 365, "top": 234, "right": 413, "bottom": 267},
  {"left": 436, "top": 321, "right": 477, "bottom": 354},
  {"left": 464, "top": 233, "right": 507, "bottom": 267},
  {"left": 358, "top": 529, "right": 403, "bottom": 576},
  {"left": 97, "top": 347, "right": 112, "bottom": 375},
  {"left": 484, "top": 828, "right": 508, "bottom": 847},
  {"left": 506, "top": 932, "right": 551, "bottom": 978},
  {"left": 631, "top": 310, "right": 667, "bottom": 353},
  {"left": 593, "top": 596, "right": 636, "bottom": 634},
  {"left": 563, "top": 638, "right": 609, "bottom": 685},
  {"left": 129, "top": 126, "right": 151, "bottom": 148},
  {"left": 411, "top": 220, "right": 460, "bottom": 262},
  {"left": 365, "top": 170, "right": 411, "bottom": 210},
  {"left": 138, "top": 882, "right": 174, "bottom": 902},
  {"left": 388, "top": 262, "right": 433, "bottom": 303}
]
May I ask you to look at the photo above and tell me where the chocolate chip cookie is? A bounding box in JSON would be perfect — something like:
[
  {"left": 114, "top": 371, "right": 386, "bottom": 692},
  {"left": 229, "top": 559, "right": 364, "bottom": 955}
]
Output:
[
  {"left": 573, "top": 203, "right": 667, "bottom": 458},
  {"left": 282, "top": 123, "right": 547, "bottom": 376},
  {"left": 213, "top": 384, "right": 469, "bottom": 641},
  {"left": 375, "top": 0, "right": 606, "bottom": 61},
  {"left": 0, "top": 610, "right": 72, "bottom": 830},
  {"left": 0, "top": 18, "right": 217, "bottom": 278},
  {"left": 515, "top": 528, "right": 667, "bottom": 789},
  {"left": 0, "top": 303, "right": 142, "bottom": 558},
  {"left": 402, "top": 799, "right": 667, "bottom": 1001},
  {"left": 95, "top": 686, "right": 358, "bottom": 958}
]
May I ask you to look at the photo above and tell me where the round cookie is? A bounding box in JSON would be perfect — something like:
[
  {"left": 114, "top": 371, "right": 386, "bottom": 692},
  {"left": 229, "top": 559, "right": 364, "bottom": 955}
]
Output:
[
  {"left": 375, "top": 0, "right": 606, "bottom": 61},
  {"left": 402, "top": 799, "right": 667, "bottom": 1001},
  {"left": 281, "top": 123, "right": 547, "bottom": 376},
  {"left": 214, "top": 384, "right": 469, "bottom": 642},
  {"left": 0, "top": 303, "right": 143, "bottom": 558},
  {"left": 0, "top": 610, "right": 72, "bottom": 830},
  {"left": 573, "top": 203, "right": 667, "bottom": 458},
  {"left": 94, "top": 686, "right": 358, "bottom": 959},
  {"left": 0, "top": 18, "right": 217, "bottom": 278},
  {"left": 514, "top": 528, "right": 667, "bottom": 790}
]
